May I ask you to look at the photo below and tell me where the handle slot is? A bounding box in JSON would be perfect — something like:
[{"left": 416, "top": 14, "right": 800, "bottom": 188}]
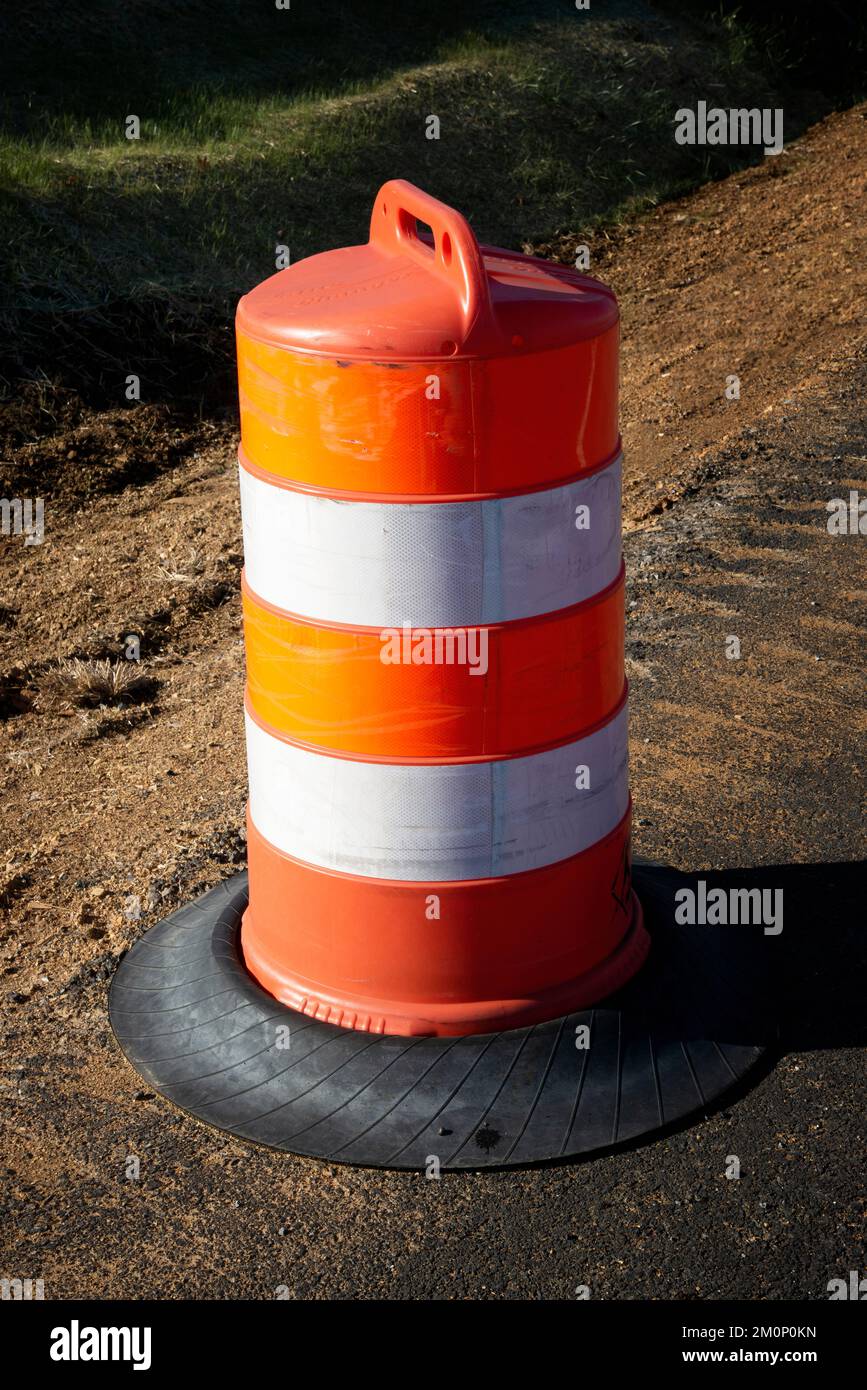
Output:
[{"left": 369, "top": 180, "right": 492, "bottom": 343}]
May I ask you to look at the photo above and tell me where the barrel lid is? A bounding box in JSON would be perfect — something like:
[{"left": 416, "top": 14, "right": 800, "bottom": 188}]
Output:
[{"left": 236, "top": 179, "right": 618, "bottom": 361}]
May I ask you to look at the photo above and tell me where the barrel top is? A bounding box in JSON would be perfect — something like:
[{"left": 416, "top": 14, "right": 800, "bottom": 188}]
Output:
[{"left": 237, "top": 180, "right": 618, "bottom": 362}]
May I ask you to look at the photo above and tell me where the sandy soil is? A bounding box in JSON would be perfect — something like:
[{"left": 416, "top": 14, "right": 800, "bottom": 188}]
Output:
[{"left": 0, "top": 105, "right": 864, "bottom": 1300}]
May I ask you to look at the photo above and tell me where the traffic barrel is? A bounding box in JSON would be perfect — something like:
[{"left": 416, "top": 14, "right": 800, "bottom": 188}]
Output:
[
  {"left": 110, "top": 183, "right": 768, "bottom": 1168},
  {"left": 237, "top": 180, "right": 647, "bottom": 1036}
]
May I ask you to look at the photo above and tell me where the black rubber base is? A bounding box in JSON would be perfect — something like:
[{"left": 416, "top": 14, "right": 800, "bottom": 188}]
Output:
[{"left": 109, "top": 866, "right": 771, "bottom": 1170}]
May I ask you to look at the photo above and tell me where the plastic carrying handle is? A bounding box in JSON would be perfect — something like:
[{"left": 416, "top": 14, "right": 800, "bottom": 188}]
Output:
[{"left": 369, "top": 179, "right": 492, "bottom": 343}]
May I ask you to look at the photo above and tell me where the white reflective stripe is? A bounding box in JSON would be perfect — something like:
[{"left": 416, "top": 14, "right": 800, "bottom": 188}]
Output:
[
  {"left": 240, "top": 455, "right": 621, "bottom": 627},
  {"left": 245, "top": 702, "right": 628, "bottom": 882}
]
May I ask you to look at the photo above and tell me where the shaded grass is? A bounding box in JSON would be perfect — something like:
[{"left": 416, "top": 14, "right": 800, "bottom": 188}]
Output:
[
  {"left": 0, "top": 1, "right": 832, "bottom": 405},
  {"left": 2, "top": 1, "right": 545, "bottom": 142}
]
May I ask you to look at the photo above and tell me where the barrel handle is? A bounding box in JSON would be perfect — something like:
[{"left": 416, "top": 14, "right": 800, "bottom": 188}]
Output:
[{"left": 369, "top": 179, "right": 492, "bottom": 340}]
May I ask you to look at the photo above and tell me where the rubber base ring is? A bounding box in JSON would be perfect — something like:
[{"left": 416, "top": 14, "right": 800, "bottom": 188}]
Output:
[{"left": 109, "top": 865, "right": 770, "bottom": 1170}]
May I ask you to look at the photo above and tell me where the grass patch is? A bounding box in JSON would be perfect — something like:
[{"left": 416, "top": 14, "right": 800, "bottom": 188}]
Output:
[
  {"left": 40, "top": 658, "right": 157, "bottom": 710},
  {"left": 0, "top": 1, "right": 836, "bottom": 406}
]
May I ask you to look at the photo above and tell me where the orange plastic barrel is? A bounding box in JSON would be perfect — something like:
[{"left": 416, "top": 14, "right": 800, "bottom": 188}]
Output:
[{"left": 236, "top": 179, "right": 647, "bottom": 1036}]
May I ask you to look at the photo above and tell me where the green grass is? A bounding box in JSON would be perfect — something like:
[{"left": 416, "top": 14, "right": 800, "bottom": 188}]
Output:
[{"left": 0, "top": 0, "right": 830, "bottom": 404}]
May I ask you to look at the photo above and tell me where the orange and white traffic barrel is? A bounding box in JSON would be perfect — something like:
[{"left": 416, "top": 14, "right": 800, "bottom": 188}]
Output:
[
  {"left": 110, "top": 183, "right": 768, "bottom": 1169},
  {"left": 236, "top": 180, "right": 648, "bottom": 1037}
]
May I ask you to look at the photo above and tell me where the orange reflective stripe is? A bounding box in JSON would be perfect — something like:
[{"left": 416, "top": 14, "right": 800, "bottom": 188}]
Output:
[
  {"left": 242, "top": 805, "right": 645, "bottom": 1037},
  {"left": 242, "top": 567, "right": 625, "bottom": 759},
  {"left": 237, "top": 328, "right": 619, "bottom": 498}
]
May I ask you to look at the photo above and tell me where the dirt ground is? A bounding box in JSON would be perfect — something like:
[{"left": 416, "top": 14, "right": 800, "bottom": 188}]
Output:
[{"left": 1, "top": 105, "right": 864, "bottom": 1300}]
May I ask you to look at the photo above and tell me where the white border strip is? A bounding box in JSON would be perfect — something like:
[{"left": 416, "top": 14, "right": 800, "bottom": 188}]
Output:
[
  {"left": 246, "top": 702, "right": 629, "bottom": 882},
  {"left": 240, "top": 455, "right": 621, "bottom": 627}
]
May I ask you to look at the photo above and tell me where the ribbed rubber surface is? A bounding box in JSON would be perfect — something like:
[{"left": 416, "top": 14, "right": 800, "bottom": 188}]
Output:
[{"left": 109, "top": 866, "right": 769, "bottom": 1170}]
